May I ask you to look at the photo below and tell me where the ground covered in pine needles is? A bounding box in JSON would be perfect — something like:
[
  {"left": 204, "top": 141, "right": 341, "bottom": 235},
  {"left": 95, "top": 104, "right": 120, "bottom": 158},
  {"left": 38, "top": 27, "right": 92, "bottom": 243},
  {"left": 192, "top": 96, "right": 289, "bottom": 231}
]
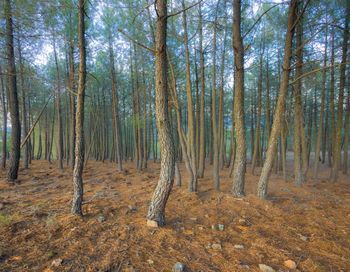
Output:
[{"left": 0, "top": 160, "right": 349, "bottom": 272}]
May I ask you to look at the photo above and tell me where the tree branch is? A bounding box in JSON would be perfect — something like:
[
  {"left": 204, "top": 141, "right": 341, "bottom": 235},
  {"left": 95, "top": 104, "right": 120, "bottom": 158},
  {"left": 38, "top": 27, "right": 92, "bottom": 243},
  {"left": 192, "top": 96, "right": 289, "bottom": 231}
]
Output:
[
  {"left": 167, "top": 0, "right": 203, "bottom": 18},
  {"left": 117, "top": 28, "right": 155, "bottom": 54}
]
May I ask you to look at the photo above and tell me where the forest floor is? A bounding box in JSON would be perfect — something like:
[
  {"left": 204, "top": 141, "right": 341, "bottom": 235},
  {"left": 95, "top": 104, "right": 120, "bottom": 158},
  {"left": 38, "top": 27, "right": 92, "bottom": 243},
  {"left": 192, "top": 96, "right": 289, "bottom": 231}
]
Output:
[{"left": 0, "top": 160, "right": 349, "bottom": 272}]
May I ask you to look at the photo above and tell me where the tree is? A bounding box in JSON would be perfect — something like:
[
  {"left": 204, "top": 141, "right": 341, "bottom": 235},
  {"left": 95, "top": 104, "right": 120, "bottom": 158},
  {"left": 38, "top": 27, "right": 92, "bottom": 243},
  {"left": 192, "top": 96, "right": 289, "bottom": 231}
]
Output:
[
  {"left": 197, "top": 3, "right": 206, "bottom": 178},
  {"left": 147, "top": 0, "right": 175, "bottom": 227},
  {"left": 0, "top": 66, "right": 7, "bottom": 169},
  {"left": 257, "top": 0, "right": 298, "bottom": 199},
  {"left": 5, "top": 0, "right": 21, "bottom": 182},
  {"left": 72, "top": 0, "right": 87, "bottom": 216},
  {"left": 330, "top": 1, "right": 349, "bottom": 182},
  {"left": 231, "top": 0, "right": 246, "bottom": 197}
]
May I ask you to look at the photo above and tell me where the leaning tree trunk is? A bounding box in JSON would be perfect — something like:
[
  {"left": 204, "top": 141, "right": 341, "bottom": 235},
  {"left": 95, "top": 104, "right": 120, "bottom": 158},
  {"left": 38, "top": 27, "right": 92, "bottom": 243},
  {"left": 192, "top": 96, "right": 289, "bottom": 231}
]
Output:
[
  {"left": 232, "top": 0, "right": 246, "bottom": 197},
  {"left": 331, "top": 2, "right": 349, "bottom": 182},
  {"left": 5, "top": 0, "right": 21, "bottom": 182},
  {"left": 147, "top": 0, "right": 175, "bottom": 227},
  {"left": 72, "top": 0, "right": 86, "bottom": 216},
  {"left": 257, "top": 0, "right": 298, "bottom": 199}
]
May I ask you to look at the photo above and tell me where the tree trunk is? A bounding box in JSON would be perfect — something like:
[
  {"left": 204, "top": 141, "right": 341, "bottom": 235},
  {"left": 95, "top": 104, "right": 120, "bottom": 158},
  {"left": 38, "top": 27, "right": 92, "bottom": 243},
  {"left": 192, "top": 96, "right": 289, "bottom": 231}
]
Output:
[
  {"left": 257, "top": 0, "right": 297, "bottom": 199},
  {"left": 72, "top": 0, "right": 86, "bottom": 216},
  {"left": 252, "top": 54, "right": 263, "bottom": 174},
  {"left": 331, "top": 2, "right": 349, "bottom": 181},
  {"left": 232, "top": 0, "right": 246, "bottom": 197},
  {"left": 182, "top": 0, "right": 197, "bottom": 192},
  {"left": 5, "top": 0, "right": 21, "bottom": 182},
  {"left": 52, "top": 33, "right": 64, "bottom": 170},
  {"left": 313, "top": 24, "right": 328, "bottom": 178},
  {"left": 109, "top": 33, "right": 123, "bottom": 171},
  {"left": 147, "top": 0, "right": 175, "bottom": 227},
  {"left": 198, "top": 3, "right": 206, "bottom": 178},
  {"left": 0, "top": 66, "right": 7, "bottom": 169}
]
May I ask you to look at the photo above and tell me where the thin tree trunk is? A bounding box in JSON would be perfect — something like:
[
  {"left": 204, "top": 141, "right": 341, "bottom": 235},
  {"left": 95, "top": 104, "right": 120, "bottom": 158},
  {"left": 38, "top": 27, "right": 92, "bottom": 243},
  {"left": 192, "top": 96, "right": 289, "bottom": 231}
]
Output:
[
  {"left": 182, "top": 0, "right": 197, "bottom": 192},
  {"left": 72, "top": 0, "right": 86, "bottom": 216},
  {"left": 52, "top": 33, "right": 64, "bottom": 170},
  {"left": 313, "top": 24, "right": 328, "bottom": 178},
  {"left": 257, "top": 0, "right": 297, "bottom": 199},
  {"left": 331, "top": 2, "right": 349, "bottom": 181},
  {"left": 198, "top": 3, "right": 206, "bottom": 178},
  {"left": 109, "top": 33, "right": 123, "bottom": 171}
]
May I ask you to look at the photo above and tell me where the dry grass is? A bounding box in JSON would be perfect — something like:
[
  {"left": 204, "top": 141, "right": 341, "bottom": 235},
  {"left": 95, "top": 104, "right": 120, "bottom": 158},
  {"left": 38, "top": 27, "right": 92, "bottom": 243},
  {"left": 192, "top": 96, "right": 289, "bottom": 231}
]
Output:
[{"left": 0, "top": 160, "right": 349, "bottom": 271}]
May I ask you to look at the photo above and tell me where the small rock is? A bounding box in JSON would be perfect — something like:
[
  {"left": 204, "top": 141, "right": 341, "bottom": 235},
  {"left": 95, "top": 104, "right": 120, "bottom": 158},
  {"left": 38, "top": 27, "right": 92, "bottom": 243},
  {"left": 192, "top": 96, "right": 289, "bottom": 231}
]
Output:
[
  {"left": 147, "top": 259, "right": 154, "bottom": 265},
  {"left": 212, "top": 243, "right": 222, "bottom": 250},
  {"left": 172, "top": 262, "right": 186, "bottom": 272},
  {"left": 128, "top": 205, "right": 137, "bottom": 212},
  {"left": 298, "top": 234, "right": 308, "bottom": 241},
  {"left": 97, "top": 214, "right": 106, "bottom": 223},
  {"left": 259, "top": 264, "right": 275, "bottom": 272},
  {"left": 198, "top": 226, "right": 204, "bottom": 231},
  {"left": 147, "top": 220, "right": 159, "bottom": 228},
  {"left": 284, "top": 260, "right": 297, "bottom": 269},
  {"left": 190, "top": 217, "right": 197, "bottom": 221},
  {"left": 217, "top": 224, "right": 225, "bottom": 231},
  {"left": 239, "top": 264, "right": 250, "bottom": 269},
  {"left": 205, "top": 243, "right": 211, "bottom": 249},
  {"left": 234, "top": 244, "right": 244, "bottom": 249},
  {"left": 51, "top": 258, "right": 62, "bottom": 267}
]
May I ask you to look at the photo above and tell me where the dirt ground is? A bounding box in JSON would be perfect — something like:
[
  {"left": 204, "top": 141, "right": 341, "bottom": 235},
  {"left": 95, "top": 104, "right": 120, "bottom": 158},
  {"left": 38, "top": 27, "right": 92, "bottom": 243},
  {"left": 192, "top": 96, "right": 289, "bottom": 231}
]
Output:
[{"left": 0, "top": 160, "right": 349, "bottom": 272}]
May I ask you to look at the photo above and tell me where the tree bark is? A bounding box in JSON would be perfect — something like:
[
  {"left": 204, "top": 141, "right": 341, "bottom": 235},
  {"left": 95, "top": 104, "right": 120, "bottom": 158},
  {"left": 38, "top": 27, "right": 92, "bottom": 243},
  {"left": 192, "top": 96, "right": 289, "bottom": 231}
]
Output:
[
  {"left": 181, "top": 0, "right": 197, "bottom": 192},
  {"left": 313, "top": 24, "right": 328, "bottom": 178},
  {"left": 5, "top": 0, "right": 21, "bottom": 182},
  {"left": 330, "top": 2, "right": 349, "bottom": 181},
  {"left": 232, "top": 0, "right": 246, "bottom": 197},
  {"left": 72, "top": 0, "right": 86, "bottom": 216},
  {"left": 198, "top": 3, "right": 206, "bottom": 178},
  {"left": 109, "top": 33, "right": 123, "bottom": 171},
  {"left": 0, "top": 66, "right": 7, "bottom": 169},
  {"left": 147, "top": 0, "right": 175, "bottom": 227},
  {"left": 257, "top": 0, "right": 297, "bottom": 199}
]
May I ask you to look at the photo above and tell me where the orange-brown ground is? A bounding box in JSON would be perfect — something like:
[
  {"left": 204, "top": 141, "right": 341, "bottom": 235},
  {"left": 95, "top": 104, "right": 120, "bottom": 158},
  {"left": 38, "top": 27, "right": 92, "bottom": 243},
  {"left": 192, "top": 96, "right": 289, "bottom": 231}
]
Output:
[{"left": 0, "top": 160, "right": 349, "bottom": 272}]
